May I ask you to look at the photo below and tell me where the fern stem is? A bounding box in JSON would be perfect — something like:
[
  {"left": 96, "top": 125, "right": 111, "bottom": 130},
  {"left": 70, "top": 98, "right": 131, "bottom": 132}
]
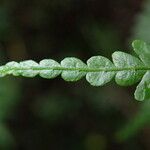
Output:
[{"left": 0, "top": 65, "right": 150, "bottom": 74}]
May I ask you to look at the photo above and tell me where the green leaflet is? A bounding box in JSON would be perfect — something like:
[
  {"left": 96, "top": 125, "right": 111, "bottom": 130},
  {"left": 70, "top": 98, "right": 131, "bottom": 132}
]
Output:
[
  {"left": 132, "top": 40, "right": 150, "bottom": 101},
  {"left": 86, "top": 56, "right": 115, "bottom": 86},
  {"left": 112, "top": 52, "right": 146, "bottom": 86},
  {"left": 135, "top": 71, "right": 150, "bottom": 101},
  {"left": 132, "top": 40, "right": 150, "bottom": 65},
  {"left": 20, "top": 60, "right": 39, "bottom": 77},
  {"left": 61, "top": 57, "right": 87, "bottom": 81},
  {"left": 0, "top": 40, "right": 150, "bottom": 101},
  {"left": 39, "top": 59, "right": 61, "bottom": 79},
  {"left": 0, "top": 66, "right": 7, "bottom": 77},
  {"left": 6, "top": 62, "right": 20, "bottom": 76}
]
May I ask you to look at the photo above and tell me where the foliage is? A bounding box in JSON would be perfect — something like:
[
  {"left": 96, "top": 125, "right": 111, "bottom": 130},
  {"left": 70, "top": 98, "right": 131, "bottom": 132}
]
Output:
[
  {"left": 0, "top": 40, "right": 150, "bottom": 101},
  {"left": 0, "top": 0, "right": 149, "bottom": 149},
  {"left": 116, "top": 0, "right": 150, "bottom": 143}
]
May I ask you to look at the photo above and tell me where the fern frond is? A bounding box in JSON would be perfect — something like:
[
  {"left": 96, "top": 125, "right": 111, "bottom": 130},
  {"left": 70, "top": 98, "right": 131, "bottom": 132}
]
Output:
[{"left": 0, "top": 40, "right": 150, "bottom": 101}]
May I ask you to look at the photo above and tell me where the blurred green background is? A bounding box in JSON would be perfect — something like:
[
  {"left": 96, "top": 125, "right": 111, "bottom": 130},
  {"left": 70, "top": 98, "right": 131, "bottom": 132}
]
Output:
[{"left": 0, "top": 0, "right": 149, "bottom": 150}]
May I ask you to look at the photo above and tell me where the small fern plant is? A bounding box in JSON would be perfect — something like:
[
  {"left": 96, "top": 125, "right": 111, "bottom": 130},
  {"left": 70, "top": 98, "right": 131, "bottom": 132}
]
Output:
[{"left": 0, "top": 40, "right": 150, "bottom": 101}]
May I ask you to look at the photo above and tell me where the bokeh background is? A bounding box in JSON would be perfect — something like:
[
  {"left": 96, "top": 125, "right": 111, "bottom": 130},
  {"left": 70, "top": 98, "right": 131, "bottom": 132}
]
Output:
[{"left": 0, "top": 0, "right": 150, "bottom": 150}]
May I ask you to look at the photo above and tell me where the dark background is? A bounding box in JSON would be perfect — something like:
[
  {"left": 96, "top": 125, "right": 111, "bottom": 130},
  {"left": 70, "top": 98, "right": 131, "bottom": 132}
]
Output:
[{"left": 0, "top": 0, "right": 149, "bottom": 150}]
